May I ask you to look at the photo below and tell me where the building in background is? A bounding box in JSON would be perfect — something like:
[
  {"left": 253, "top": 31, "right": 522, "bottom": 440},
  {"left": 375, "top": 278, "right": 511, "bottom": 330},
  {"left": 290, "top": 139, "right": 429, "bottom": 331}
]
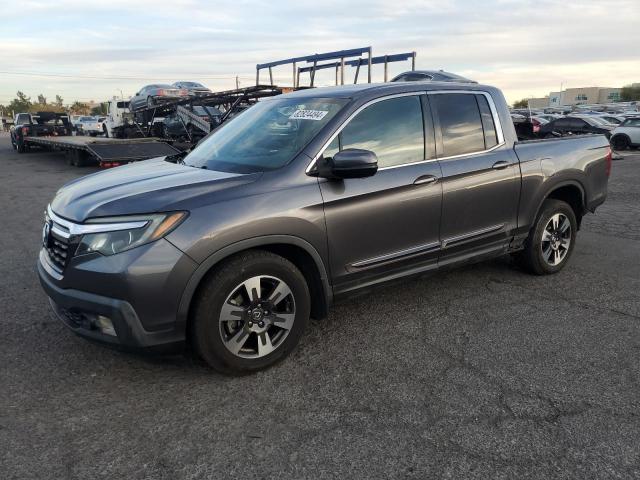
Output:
[
  {"left": 538, "top": 87, "right": 622, "bottom": 108},
  {"left": 527, "top": 97, "right": 550, "bottom": 109}
]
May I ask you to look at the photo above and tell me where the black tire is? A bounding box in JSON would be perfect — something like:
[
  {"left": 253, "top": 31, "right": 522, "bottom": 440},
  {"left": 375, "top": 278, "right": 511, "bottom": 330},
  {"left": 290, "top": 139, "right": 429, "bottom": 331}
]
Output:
[
  {"left": 17, "top": 142, "right": 26, "bottom": 153},
  {"left": 147, "top": 96, "right": 155, "bottom": 109},
  {"left": 611, "top": 135, "right": 630, "bottom": 151},
  {"left": 103, "top": 125, "right": 109, "bottom": 138},
  {"left": 193, "top": 250, "right": 310, "bottom": 374},
  {"left": 516, "top": 199, "right": 577, "bottom": 275}
]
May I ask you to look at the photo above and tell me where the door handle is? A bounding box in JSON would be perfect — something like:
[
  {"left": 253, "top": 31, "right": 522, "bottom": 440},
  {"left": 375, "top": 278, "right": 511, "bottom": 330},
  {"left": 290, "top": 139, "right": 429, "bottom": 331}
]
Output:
[
  {"left": 491, "top": 161, "right": 510, "bottom": 170},
  {"left": 413, "top": 175, "right": 438, "bottom": 185}
]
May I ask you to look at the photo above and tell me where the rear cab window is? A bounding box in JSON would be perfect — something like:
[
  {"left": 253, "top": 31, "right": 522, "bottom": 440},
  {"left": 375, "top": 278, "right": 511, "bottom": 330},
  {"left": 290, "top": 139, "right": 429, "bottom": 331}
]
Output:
[{"left": 432, "top": 93, "right": 485, "bottom": 157}]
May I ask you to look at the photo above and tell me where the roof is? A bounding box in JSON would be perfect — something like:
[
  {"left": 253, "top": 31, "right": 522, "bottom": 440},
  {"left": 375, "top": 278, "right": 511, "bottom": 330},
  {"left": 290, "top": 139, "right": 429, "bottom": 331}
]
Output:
[{"left": 278, "top": 81, "right": 495, "bottom": 101}]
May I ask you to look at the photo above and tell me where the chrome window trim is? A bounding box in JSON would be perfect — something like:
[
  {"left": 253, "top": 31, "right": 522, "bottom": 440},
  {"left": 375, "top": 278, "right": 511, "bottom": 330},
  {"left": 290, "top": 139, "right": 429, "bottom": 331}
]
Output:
[
  {"left": 305, "top": 89, "right": 507, "bottom": 174},
  {"left": 47, "top": 205, "right": 148, "bottom": 236},
  {"left": 305, "top": 91, "right": 427, "bottom": 174},
  {"left": 426, "top": 90, "right": 505, "bottom": 145}
]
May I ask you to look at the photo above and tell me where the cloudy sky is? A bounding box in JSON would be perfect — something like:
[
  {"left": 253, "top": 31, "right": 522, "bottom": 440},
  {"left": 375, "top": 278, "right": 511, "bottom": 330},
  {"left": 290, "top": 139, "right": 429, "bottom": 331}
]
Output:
[{"left": 1, "top": 0, "right": 638, "bottom": 106}]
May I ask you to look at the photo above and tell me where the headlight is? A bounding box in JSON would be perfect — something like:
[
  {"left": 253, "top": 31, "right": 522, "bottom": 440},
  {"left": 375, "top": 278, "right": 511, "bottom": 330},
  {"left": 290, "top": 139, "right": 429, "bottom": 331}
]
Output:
[{"left": 76, "top": 212, "right": 187, "bottom": 256}]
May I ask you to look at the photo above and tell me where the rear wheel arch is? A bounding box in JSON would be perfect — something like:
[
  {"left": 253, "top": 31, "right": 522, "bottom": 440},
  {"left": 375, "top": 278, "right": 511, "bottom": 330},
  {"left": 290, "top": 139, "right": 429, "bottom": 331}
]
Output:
[
  {"left": 178, "top": 236, "right": 332, "bottom": 338},
  {"left": 535, "top": 181, "right": 585, "bottom": 229}
]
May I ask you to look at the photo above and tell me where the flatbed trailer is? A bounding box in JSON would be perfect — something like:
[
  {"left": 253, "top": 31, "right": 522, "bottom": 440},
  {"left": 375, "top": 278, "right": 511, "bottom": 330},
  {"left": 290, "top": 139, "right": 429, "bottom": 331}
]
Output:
[{"left": 23, "top": 135, "right": 181, "bottom": 167}]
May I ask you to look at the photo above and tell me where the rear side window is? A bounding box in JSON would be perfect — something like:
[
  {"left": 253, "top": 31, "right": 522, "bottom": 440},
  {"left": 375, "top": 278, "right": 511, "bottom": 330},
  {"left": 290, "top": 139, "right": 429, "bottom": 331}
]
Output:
[
  {"left": 338, "top": 96, "right": 425, "bottom": 168},
  {"left": 432, "top": 93, "right": 485, "bottom": 157},
  {"left": 477, "top": 95, "right": 498, "bottom": 149}
]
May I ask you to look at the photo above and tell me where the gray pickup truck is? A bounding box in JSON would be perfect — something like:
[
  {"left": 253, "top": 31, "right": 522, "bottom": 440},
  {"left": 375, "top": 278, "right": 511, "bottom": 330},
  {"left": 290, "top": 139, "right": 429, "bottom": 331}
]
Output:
[{"left": 38, "top": 81, "right": 611, "bottom": 374}]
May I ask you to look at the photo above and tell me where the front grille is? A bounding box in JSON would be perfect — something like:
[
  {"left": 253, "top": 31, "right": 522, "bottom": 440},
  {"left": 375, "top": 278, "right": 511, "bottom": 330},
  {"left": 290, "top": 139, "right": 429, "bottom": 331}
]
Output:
[{"left": 43, "top": 213, "right": 74, "bottom": 272}]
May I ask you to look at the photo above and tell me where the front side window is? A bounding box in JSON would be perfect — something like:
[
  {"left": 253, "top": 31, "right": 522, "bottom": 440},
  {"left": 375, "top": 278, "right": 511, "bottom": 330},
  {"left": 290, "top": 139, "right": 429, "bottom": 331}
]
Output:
[
  {"left": 327, "top": 95, "right": 424, "bottom": 168},
  {"left": 183, "top": 97, "right": 347, "bottom": 173},
  {"left": 433, "top": 93, "right": 485, "bottom": 157}
]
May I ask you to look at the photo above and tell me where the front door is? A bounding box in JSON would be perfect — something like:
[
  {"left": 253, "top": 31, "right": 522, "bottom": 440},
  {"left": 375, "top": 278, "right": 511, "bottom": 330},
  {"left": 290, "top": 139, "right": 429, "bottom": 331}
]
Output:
[
  {"left": 429, "top": 92, "right": 521, "bottom": 264},
  {"left": 319, "top": 94, "right": 443, "bottom": 295}
]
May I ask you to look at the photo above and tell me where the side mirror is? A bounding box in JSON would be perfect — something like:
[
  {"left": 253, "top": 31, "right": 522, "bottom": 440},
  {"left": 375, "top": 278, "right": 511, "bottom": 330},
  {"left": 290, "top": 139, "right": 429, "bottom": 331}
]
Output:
[{"left": 317, "top": 148, "right": 378, "bottom": 179}]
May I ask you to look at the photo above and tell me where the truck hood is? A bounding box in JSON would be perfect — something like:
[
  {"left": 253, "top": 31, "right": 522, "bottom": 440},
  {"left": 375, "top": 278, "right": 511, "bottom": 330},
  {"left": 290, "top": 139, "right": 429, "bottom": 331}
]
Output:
[{"left": 51, "top": 157, "right": 261, "bottom": 222}]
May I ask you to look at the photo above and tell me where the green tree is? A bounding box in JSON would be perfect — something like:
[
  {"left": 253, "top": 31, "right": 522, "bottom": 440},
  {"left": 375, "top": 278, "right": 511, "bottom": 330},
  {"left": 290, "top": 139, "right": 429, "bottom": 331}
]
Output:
[
  {"left": 91, "top": 103, "right": 108, "bottom": 116},
  {"left": 69, "top": 101, "right": 90, "bottom": 114},
  {"left": 512, "top": 98, "right": 529, "bottom": 109},
  {"left": 37, "top": 94, "right": 47, "bottom": 105},
  {"left": 620, "top": 84, "right": 640, "bottom": 102},
  {"left": 8, "top": 91, "right": 32, "bottom": 113},
  {"left": 54, "top": 95, "right": 64, "bottom": 108}
]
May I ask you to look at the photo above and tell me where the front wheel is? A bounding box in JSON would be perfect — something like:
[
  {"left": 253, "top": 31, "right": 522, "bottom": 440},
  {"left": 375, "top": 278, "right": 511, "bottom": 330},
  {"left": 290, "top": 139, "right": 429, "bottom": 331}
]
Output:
[
  {"left": 611, "top": 135, "right": 630, "bottom": 151},
  {"left": 516, "top": 199, "right": 577, "bottom": 275},
  {"left": 193, "top": 250, "right": 310, "bottom": 374}
]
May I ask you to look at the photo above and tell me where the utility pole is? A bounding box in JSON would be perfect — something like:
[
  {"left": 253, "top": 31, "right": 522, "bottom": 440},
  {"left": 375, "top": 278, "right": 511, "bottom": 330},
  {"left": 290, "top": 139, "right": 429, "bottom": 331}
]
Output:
[{"left": 235, "top": 76, "right": 239, "bottom": 89}]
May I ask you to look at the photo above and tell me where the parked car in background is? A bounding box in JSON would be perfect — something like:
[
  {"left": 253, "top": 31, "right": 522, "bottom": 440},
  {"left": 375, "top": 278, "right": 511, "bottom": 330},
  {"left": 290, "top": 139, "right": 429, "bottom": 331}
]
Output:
[
  {"left": 531, "top": 116, "right": 549, "bottom": 134},
  {"left": 129, "top": 84, "right": 189, "bottom": 111},
  {"left": 161, "top": 105, "right": 223, "bottom": 139},
  {"left": 38, "top": 82, "right": 610, "bottom": 374},
  {"left": 69, "top": 115, "right": 82, "bottom": 131},
  {"left": 597, "top": 115, "right": 625, "bottom": 125},
  {"left": 536, "top": 114, "right": 563, "bottom": 122},
  {"left": 610, "top": 117, "right": 640, "bottom": 150},
  {"left": 76, "top": 116, "right": 102, "bottom": 136},
  {"left": 172, "top": 81, "right": 211, "bottom": 96},
  {"left": 391, "top": 70, "right": 477, "bottom": 83},
  {"left": 10, "top": 111, "right": 70, "bottom": 152},
  {"left": 538, "top": 116, "right": 614, "bottom": 139}
]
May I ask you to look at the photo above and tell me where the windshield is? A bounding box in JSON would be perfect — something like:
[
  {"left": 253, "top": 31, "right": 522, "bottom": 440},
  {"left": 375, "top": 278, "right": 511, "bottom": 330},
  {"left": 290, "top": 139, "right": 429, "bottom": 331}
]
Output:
[{"left": 183, "top": 97, "right": 348, "bottom": 173}]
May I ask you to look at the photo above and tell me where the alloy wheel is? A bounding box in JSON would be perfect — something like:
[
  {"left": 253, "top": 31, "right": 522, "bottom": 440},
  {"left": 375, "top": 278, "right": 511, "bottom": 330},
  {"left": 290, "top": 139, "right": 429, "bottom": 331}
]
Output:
[
  {"left": 541, "top": 213, "right": 571, "bottom": 266},
  {"left": 218, "top": 275, "right": 296, "bottom": 359}
]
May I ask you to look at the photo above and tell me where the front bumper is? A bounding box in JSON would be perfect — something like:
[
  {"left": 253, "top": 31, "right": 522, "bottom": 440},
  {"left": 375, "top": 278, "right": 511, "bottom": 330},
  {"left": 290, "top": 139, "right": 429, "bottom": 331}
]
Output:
[{"left": 37, "top": 238, "right": 198, "bottom": 350}]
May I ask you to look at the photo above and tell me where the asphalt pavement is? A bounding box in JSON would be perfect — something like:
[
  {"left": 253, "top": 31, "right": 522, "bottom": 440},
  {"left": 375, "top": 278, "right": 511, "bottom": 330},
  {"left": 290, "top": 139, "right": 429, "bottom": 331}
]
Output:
[{"left": 1, "top": 134, "right": 639, "bottom": 479}]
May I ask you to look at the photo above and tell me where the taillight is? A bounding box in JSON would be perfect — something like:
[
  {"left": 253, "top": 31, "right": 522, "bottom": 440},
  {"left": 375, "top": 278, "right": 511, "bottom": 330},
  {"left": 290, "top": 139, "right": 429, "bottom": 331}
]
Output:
[
  {"left": 157, "top": 89, "right": 165, "bottom": 96},
  {"left": 22, "top": 126, "right": 29, "bottom": 135},
  {"left": 605, "top": 147, "right": 612, "bottom": 177}
]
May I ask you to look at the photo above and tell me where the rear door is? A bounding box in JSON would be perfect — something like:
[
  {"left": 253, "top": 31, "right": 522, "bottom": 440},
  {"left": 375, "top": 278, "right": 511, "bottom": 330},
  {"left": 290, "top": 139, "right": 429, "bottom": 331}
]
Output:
[
  {"left": 430, "top": 91, "right": 520, "bottom": 264},
  {"left": 318, "top": 93, "right": 443, "bottom": 295}
]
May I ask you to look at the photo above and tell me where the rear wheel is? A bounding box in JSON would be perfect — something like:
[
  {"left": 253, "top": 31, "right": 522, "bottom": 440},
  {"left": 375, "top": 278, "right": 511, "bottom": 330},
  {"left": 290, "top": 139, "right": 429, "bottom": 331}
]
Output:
[
  {"left": 193, "top": 250, "right": 310, "bottom": 374},
  {"left": 516, "top": 199, "right": 577, "bottom": 275},
  {"left": 611, "top": 135, "right": 630, "bottom": 151}
]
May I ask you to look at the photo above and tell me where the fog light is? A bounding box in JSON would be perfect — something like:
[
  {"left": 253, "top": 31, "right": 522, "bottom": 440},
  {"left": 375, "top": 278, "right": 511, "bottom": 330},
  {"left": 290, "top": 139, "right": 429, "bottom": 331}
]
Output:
[{"left": 95, "top": 315, "right": 116, "bottom": 336}]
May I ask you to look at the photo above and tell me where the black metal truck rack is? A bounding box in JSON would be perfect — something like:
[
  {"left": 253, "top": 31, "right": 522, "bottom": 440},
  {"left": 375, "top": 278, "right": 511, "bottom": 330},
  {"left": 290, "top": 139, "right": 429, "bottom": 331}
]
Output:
[{"left": 132, "top": 85, "right": 285, "bottom": 142}]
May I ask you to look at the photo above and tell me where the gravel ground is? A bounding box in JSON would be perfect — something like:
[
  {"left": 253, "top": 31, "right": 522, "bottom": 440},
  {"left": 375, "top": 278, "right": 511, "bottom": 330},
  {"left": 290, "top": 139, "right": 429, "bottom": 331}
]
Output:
[{"left": 1, "top": 134, "right": 639, "bottom": 479}]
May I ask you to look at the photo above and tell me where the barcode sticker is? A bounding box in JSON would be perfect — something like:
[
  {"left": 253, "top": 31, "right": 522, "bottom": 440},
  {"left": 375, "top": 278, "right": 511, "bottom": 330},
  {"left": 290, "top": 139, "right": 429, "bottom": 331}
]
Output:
[{"left": 289, "top": 109, "right": 329, "bottom": 121}]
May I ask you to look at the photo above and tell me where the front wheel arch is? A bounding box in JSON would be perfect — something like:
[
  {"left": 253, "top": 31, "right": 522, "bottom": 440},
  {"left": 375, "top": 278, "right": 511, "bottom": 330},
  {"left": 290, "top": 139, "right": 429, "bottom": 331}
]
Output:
[{"left": 178, "top": 236, "right": 332, "bottom": 337}]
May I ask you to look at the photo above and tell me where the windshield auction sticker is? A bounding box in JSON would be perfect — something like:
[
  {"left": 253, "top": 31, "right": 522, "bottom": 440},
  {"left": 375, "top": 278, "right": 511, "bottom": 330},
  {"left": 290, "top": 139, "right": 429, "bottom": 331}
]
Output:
[{"left": 289, "top": 109, "right": 329, "bottom": 121}]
